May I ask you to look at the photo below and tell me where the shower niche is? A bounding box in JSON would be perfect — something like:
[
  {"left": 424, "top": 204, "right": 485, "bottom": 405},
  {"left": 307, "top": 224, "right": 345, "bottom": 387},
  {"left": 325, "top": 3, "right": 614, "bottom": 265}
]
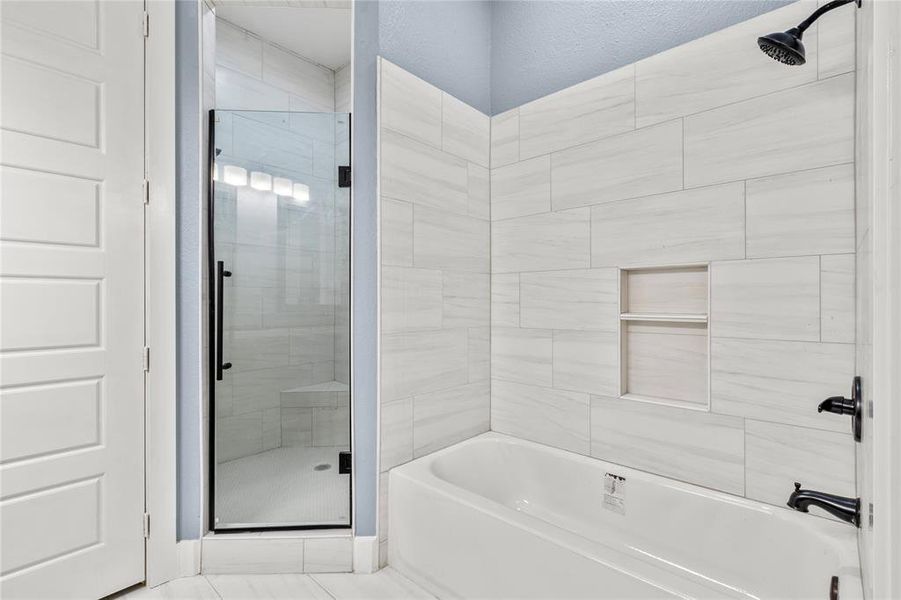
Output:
[
  {"left": 618, "top": 265, "right": 710, "bottom": 410},
  {"left": 208, "top": 109, "right": 351, "bottom": 530}
]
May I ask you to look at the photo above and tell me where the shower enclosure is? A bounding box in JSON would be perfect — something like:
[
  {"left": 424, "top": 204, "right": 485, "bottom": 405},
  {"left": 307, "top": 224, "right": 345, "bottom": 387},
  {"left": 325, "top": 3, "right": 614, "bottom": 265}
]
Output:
[{"left": 208, "top": 109, "right": 351, "bottom": 530}]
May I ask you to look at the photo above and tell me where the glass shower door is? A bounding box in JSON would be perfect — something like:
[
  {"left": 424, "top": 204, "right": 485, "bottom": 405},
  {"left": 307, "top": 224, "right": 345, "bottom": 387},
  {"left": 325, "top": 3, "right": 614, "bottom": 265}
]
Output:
[{"left": 209, "top": 110, "right": 351, "bottom": 530}]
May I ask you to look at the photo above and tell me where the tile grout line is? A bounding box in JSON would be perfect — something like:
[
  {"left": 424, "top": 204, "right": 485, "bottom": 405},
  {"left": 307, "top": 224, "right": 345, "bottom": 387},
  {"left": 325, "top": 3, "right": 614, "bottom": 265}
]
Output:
[{"left": 307, "top": 573, "right": 338, "bottom": 600}]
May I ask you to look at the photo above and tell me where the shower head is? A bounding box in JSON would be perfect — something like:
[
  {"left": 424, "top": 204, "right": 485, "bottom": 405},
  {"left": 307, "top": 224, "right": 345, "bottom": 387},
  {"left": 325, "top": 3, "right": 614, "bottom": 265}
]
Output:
[
  {"left": 757, "top": 0, "right": 860, "bottom": 66},
  {"left": 757, "top": 28, "right": 805, "bottom": 66}
]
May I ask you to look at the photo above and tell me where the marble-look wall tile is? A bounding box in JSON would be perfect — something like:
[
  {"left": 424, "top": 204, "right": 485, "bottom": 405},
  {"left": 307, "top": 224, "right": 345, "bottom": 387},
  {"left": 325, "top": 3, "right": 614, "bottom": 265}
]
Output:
[
  {"left": 746, "top": 164, "right": 855, "bottom": 259},
  {"left": 380, "top": 329, "right": 468, "bottom": 401},
  {"left": 711, "top": 257, "right": 820, "bottom": 342},
  {"left": 491, "top": 273, "right": 520, "bottom": 327},
  {"left": 490, "top": 108, "right": 519, "bottom": 169},
  {"left": 442, "top": 92, "right": 490, "bottom": 167},
  {"left": 684, "top": 74, "right": 854, "bottom": 187},
  {"left": 492, "top": 380, "right": 590, "bottom": 454},
  {"left": 624, "top": 266, "right": 708, "bottom": 314},
  {"left": 312, "top": 406, "right": 350, "bottom": 446},
  {"left": 380, "top": 198, "right": 413, "bottom": 267},
  {"left": 552, "top": 330, "right": 618, "bottom": 396},
  {"left": 745, "top": 420, "right": 855, "bottom": 520},
  {"left": 711, "top": 338, "right": 854, "bottom": 432},
  {"left": 490, "top": 108, "right": 519, "bottom": 168},
  {"left": 442, "top": 271, "right": 490, "bottom": 328},
  {"left": 634, "top": 1, "right": 818, "bottom": 127},
  {"left": 380, "top": 396, "right": 413, "bottom": 472},
  {"left": 262, "top": 44, "right": 334, "bottom": 112},
  {"left": 380, "top": 266, "right": 443, "bottom": 333},
  {"left": 551, "top": 120, "right": 683, "bottom": 210},
  {"left": 467, "top": 163, "right": 490, "bottom": 220},
  {"left": 413, "top": 381, "right": 490, "bottom": 457},
  {"left": 491, "top": 327, "right": 552, "bottom": 387},
  {"left": 519, "top": 268, "right": 618, "bottom": 331},
  {"left": 335, "top": 64, "right": 352, "bottom": 113},
  {"left": 216, "top": 67, "right": 291, "bottom": 113},
  {"left": 303, "top": 538, "right": 353, "bottom": 573},
  {"left": 625, "top": 324, "right": 708, "bottom": 406},
  {"left": 413, "top": 205, "right": 489, "bottom": 273},
  {"left": 281, "top": 407, "right": 313, "bottom": 447},
  {"left": 380, "top": 59, "right": 441, "bottom": 147},
  {"left": 381, "top": 129, "right": 469, "bottom": 217},
  {"left": 468, "top": 327, "right": 490, "bottom": 383},
  {"left": 590, "top": 396, "right": 745, "bottom": 494},
  {"left": 490, "top": 155, "right": 551, "bottom": 221},
  {"left": 216, "top": 19, "right": 263, "bottom": 79},
  {"left": 821, "top": 254, "right": 855, "bottom": 343},
  {"left": 519, "top": 65, "right": 635, "bottom": 160},
  {"left": 492, "top": 208, "right": 590, "bottom": 273},
  {"left": 817, "top": 0, "right": 856, "bottom": 79},
  {"left": 591, "top": 182, "right": 745, "bottom": 267},
  {"left": 216, "top": 413, "right": 262, "bottom": 462},
  {"left": 262, "top": 407, "right": 281, "bottom": 451}
]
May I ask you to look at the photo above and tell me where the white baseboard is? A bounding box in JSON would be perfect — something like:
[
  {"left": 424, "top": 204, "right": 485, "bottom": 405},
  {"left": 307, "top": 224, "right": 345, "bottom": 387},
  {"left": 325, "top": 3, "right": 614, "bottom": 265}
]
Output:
[
  {"left": 353, "top": 536, "right": 379, "bottom": 574},
  {"left": 176, "top": 539, "right": 202, "bottom": 577}
]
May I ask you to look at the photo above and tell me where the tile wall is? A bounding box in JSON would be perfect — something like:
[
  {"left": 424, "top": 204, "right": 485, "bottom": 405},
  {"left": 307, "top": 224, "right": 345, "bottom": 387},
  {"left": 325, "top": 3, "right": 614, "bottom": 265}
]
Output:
[
  {"left": 488, "top": 0, "right": 858, "bottom": 518},
  {"left": 377, "top": 58, "right": 491, "bottom": 564}
]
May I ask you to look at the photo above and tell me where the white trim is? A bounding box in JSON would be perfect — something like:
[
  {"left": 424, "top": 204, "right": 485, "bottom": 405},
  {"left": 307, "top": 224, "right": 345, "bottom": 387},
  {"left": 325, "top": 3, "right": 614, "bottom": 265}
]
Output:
[
  {"left": 145, "top": 0, "right": 178, "bottom": 587},
  {"left": 869, "top": 2, "right": 901, "bottom": 597},
  {"left": 176, "top": 540, "right": 202, "bottom": 578},
  {"left": 353, "top": 536, "right": 379, "bottom": 574}
]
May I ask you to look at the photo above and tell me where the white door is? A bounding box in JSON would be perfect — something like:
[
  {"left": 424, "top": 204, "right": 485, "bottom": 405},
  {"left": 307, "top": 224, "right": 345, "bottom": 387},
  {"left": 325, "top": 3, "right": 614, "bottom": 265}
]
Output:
[{"left": 0, "top": 1, "right": 146, "bottom": 597}]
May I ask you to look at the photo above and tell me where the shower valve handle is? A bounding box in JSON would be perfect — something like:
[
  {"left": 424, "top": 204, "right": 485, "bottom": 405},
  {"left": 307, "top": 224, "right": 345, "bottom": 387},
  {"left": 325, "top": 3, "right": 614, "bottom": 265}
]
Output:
[{"left": 817, "top": 376, "right": 862, "bottom": 442}]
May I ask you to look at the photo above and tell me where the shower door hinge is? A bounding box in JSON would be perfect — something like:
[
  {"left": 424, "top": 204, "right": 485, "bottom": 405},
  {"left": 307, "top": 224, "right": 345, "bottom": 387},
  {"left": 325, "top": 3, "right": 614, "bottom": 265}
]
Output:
[
  {"left": 142, "top": 346, "right": 151, "bottom": 373},
  {"left": 338, "top": 166, "right": 351, "bottom": 188},
  {"left": 143, "top": 180, "right": 150, "bottom": 205},
  {"left": 143, "top": 512, "right": 150, "bottom": 538},
  {"left": 143, "top": 11, "right": 149, "bottom": 38},
  {"left": 338, "top": 451, "right": 352, "bottom": 474}
]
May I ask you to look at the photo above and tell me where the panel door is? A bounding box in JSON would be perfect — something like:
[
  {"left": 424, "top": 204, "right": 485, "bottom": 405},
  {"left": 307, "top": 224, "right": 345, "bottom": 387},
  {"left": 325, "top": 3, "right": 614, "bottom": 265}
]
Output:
[{"left": 0, "top": 1, "right": 146, "bottom": 597}]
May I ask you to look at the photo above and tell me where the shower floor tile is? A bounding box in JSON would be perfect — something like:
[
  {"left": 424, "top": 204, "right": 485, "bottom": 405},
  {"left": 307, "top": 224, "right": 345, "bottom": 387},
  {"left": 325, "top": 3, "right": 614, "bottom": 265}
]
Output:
[{"left": 215, "top": 446, "right": 350, "bottom": 528}]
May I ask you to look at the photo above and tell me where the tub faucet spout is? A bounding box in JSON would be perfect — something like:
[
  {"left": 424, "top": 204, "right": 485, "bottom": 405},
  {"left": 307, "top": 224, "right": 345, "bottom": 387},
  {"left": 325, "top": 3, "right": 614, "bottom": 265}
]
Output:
[{"left": 787, "top": 482, "right": 860, "bottom": 527}]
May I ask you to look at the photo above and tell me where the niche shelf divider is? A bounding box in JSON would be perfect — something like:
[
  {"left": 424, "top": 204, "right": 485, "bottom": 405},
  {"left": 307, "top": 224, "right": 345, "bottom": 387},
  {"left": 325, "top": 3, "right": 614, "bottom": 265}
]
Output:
[{"left": 618, "top": 264, "right": 711, "bottom": 412}]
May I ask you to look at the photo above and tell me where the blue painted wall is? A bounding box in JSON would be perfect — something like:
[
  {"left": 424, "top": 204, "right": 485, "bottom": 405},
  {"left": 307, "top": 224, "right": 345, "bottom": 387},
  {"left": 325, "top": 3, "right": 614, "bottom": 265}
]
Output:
[
  {"left": 351, "top": 0, "right": 381, "bottom": 538},
  {"left": 490, "top": 0, "right": 794, "bottom": 114},
  {"left": 175, "top": 0, "right": 203, "bottom": 541}
]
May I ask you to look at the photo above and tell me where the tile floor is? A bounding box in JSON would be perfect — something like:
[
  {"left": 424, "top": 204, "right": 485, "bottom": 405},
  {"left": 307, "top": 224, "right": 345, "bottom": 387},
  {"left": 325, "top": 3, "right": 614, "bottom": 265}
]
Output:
[
  {"left": 216, "top": 446, "right": 350, "bottom": 527},
  {"left": 117, "top": 568, "right": 434, "bottom": 600}
]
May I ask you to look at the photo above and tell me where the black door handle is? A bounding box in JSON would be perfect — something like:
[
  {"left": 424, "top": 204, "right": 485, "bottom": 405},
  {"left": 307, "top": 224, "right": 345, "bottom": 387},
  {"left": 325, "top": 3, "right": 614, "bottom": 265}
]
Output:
[{"left": 216, "top": 260, "right": 232, "bottom": 381}]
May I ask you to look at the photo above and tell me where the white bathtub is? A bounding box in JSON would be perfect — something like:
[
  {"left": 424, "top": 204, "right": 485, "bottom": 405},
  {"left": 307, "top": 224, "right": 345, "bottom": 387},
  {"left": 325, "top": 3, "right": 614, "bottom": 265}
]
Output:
[{"left": 388, "top": 433, "right": 861, "bottom": 600}]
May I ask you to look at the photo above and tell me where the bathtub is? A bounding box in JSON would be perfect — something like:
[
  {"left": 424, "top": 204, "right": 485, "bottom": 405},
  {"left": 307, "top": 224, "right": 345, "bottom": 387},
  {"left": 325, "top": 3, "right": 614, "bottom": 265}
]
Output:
[{"left": 388, "top": 433, "right": 861, "bottom": 600}]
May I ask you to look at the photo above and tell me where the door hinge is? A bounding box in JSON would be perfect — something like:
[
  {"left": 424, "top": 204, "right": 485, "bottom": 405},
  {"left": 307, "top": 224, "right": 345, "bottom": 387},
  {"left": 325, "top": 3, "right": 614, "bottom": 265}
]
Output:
[
  {"left": 338, "top": 165, "right": 351, "bottom": 188},
  {"left": 143, "top": 180, "right": 150, "bottom": 205},
  {"left": 143, "top": 11, "right": 149, "bottom": 38},
  {"left": 143, "top": 512, "right": 150, "bottom": 538},
  {"left": 338, "top": 450, "right": 352, "bottom": 474},
  {"left": 143, "top": 346, "right": 151, "bottom": 373}
]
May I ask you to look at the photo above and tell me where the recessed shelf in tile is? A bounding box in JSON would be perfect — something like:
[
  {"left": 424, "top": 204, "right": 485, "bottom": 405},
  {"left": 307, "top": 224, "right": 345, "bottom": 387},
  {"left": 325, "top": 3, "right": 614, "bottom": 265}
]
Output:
[{"left": 619, "top": 265, "right": 710, "bottom": 410}]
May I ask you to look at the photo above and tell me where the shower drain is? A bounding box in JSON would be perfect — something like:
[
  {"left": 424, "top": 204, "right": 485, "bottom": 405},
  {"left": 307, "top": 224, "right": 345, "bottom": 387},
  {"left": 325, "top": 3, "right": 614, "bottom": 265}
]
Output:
[{"left": 314, "top": 463, "right": 332, "bottom": 471}]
